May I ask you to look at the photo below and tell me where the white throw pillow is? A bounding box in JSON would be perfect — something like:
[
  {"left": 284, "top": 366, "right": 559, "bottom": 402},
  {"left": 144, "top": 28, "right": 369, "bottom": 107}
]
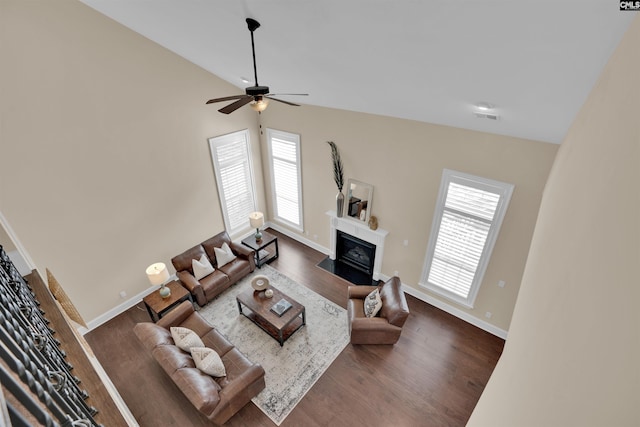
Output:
[
  {"left": 192, "top": 254, "right": 214, "bottom": 280},
  {"left": 170, "top": 327, "right": 204, "bottom": 352},
  {"left": 214, "top": 242, "right": 237, "bottom": 268},
  {"left": 191, "top": 347, "right": 226, "bottom": 377},
  {"left": 364, "top": 288, "right": 383, "bottom": 318}
]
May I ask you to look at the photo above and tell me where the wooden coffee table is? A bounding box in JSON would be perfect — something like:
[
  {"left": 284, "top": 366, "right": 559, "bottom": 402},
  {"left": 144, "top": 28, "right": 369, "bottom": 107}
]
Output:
[
  {"left": 236, "top": 285, "right": 305, "bottom": 346},
  {"left": 143, "top": 280, "right": 193, "bottom": 322}
]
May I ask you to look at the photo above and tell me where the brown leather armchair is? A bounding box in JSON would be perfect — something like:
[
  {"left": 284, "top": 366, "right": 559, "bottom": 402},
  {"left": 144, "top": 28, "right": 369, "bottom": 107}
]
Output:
[
  {"left": 172, "top": 231, "right": 255, "bottom": 306},
  {"left": 347, "top": 276, "right": 410, "bottom": 345}
]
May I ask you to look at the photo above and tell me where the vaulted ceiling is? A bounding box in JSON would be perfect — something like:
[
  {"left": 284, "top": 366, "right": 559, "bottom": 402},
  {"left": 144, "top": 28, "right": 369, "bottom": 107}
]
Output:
[{"left": 80, "top": 1, "right": 637, "bottom": 144}]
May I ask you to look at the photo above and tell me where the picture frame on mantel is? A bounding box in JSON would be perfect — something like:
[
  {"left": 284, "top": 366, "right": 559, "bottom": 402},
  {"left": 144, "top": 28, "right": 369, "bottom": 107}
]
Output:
[{"left": 346, "top": 178, "right": 373, "bottom": 224}]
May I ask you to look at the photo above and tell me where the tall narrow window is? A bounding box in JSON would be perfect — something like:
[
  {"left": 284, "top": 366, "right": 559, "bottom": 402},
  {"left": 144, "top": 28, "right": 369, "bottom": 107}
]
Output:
[
  {"left": 266, "top": 129, "right": 303, "bottom": 231},
  {"left": 208, "top": 130, "right": 257, "bottom": 236},
  {"left": 420, "top": 169, "right": 514, "bottom": 308}
]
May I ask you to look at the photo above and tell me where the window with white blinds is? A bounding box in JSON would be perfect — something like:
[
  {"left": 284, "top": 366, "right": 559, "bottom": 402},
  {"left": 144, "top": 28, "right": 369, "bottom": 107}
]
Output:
[
  {"left": 266, "top": 129, "right": 303, "bottom": 231},
  {"left": 208, "top": 130, "right": 257, "bottom": 236},
  {"left": 420, "top": 169, "right": 514, "bottom": 308}
]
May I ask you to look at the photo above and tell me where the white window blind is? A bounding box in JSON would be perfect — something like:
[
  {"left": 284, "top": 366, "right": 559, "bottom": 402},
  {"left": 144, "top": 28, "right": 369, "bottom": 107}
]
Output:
[
  {"left": 266, "top": 129, "right": 303, "bottom": 231},
  {"left": 420, "top": 169, "right": 513, "bottom": 308},
  {"left": 208, "top": 130, "right": 256, "bottom": 236}
]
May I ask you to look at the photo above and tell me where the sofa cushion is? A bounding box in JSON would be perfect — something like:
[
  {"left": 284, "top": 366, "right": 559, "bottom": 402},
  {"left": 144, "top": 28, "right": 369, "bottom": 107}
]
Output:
[
  {"left": 214, "top": 242, "right": 237, "bottom": 268},
  {"left": 364, "top": 288, "right": 383, "bottom": 318},
  {"left": 191, "top": 347, "right": 226, "bottom": 377},
  {"left": 201, "top": 232, "right": 232, "bottom": 264},
  {"left": 133, "top": 322, "right": 174, "bottom": 351},
  {"left": 171, "top": 367, "right": 221, "bottom": 415},
  {"left": 171, "top": 326, "right": 204, "bottom": 352},
  {"left": 172, "top": 245, "right": 207, "bottom": 275},
  {"left": 192, "top": 254, "right": 215, "bottom": 280},
  {"left": 152, "top": 344, "right": 196, "bottom": 376},
  {"left": 199, "top": 270, "right": 231, "bottom": 301}
]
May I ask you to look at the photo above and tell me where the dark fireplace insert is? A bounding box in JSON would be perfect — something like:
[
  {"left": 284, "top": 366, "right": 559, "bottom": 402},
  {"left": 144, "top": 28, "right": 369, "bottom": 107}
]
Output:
[{"left": 317, "top": 231, "right": 377, "bottom": 285}]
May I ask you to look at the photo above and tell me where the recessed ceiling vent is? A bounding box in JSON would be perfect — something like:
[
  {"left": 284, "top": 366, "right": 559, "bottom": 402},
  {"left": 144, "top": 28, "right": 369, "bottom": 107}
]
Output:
[
  {"left": 473, "top": 102, "right": 499, "bottom": 120},
  {"left": 474, "top": 112, "right": 499, "bottom": 120}
]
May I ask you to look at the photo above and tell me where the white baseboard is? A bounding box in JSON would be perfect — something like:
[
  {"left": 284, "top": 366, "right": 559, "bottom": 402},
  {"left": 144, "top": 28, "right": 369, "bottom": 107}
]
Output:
[
  {"left": 266, "top": 222, "right": 330, "bottom": 255},
  {"left": 83, "top": 286, "right": 157, "bottom": 334},
  {"left": 377, "top": 273, "right": 508, "bottom": 340},
  {"left": 84, "top": 226, "right": 506, "bottom": 340}
]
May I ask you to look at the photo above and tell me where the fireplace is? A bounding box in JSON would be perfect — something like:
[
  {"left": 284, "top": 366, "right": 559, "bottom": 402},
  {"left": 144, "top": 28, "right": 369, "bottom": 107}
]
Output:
[
  {"left": 318, "top": 211, "right": 388, "bottom": 285},
  {"left": 336, "top": 231, "right": 376, "bottom": 276}
]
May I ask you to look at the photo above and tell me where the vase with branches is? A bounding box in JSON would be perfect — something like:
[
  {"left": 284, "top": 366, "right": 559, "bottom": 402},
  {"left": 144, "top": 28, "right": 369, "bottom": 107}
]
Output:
[{"left": 327, "top": 141, "right": 345, "bottom": 217}]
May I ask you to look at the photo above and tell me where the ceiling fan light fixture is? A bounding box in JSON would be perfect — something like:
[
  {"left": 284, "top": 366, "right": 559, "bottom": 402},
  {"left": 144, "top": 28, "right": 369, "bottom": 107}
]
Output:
[{"left": 250, "top": 97, "right": 269, "bottom": 112}]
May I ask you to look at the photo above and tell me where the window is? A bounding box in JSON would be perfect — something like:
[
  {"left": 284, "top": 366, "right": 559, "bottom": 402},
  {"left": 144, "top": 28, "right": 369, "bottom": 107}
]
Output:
[
  {"left": 420, "top": 169, "right": 514, "bottom": 308},
  {"left": 208, "top": 130, "right": 257, "bottom": 236},
  {"left": 266, "top": 129, "right": 303, "bottom": 231}
]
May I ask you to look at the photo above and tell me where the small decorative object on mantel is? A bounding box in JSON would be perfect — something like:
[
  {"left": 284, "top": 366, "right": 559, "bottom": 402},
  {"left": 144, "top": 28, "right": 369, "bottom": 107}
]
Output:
[
  {"left": 327, "top": 141, "right": 345, "bottom": 217},
  {"left": 146, "top": 262, "right": 171, "bottom": 298},
  {"left": 368, "top": 215, "right": 379, "bottom": 230}
]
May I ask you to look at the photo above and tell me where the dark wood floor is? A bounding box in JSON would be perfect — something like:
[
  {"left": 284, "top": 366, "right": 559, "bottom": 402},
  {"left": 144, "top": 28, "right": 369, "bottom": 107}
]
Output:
[{"left": 85, "top": 229, "right": 504, "bottom": 426}]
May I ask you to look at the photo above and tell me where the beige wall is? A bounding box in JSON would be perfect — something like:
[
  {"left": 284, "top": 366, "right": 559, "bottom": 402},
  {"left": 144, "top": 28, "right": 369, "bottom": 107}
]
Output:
[
  {"left": 259, "top": 103, "right": 557, "bottom": 332},
  {"left": 0, "top": 0, "right": 264, "bottom": 321},
  {"left": 468, "top": 15, "right": 640, "bottom": 427}
]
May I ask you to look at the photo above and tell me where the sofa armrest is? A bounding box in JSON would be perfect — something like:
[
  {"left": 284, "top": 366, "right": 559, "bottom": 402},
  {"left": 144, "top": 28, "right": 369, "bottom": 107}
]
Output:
[
  {"left": 218, "top": 364, "right": 265, "bottom": 401},
  {"left": 156, "top": 301, "right": 195, "bottom": 329},
  {"left": 348, "top": 285, "right": 378, "bottom": 299},
  {"left": 230, "top": 242, "right": 256, "bottom": 271},
  {"left": 177, "top": 270, "right": 206, "bottom": 306},
  {"left": 350, "top": 316, "right": 399, "bottom": 332},
  {"left": 211, "top": 363, "right": 265, "bottom": 423}
]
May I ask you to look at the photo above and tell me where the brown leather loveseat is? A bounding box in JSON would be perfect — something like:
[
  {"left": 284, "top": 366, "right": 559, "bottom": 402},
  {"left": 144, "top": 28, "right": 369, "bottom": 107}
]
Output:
[
  {"left": 347, "top": 276, "right": 410, "bottom": 345},
  {"left": 134, "top": 300, "right": 265, "bottom": 425},
  {"left": 172, "top": 231, "right": 255, "bottom": 306}
]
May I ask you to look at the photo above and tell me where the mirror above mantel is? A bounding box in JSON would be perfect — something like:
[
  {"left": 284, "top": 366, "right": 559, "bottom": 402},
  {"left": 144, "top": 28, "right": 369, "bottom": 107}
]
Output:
[{"left": 346, "top": 178, "right": 373, "bottom": 223}]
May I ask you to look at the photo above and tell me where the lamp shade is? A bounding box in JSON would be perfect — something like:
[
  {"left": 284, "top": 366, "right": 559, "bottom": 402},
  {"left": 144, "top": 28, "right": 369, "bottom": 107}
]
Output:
[
  {"left": 146, "top": 262, "right": 170, "bottom": 286},
  {"left": 249, "top": 211, "right": 265, "bottom": 229}
]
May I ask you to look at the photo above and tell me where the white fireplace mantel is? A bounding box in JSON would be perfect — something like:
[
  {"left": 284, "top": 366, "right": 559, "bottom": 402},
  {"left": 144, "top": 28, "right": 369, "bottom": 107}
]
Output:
[{"left": 326, "top": 210, "right": 388, "bottom": 280}]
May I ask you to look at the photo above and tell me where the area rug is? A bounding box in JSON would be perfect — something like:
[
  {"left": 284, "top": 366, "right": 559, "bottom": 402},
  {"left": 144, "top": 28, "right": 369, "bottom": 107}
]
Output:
[{"left": 199, "top": 265, "right": 349, "bottom": 425}]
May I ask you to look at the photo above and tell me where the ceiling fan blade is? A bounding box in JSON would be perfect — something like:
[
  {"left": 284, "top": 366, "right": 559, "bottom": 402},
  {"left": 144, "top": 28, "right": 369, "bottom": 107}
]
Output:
[
  {"left": 206, "top": 94, "right": 246, "bottom": 104},
  {"left": 268, "top": 94, "right": 309, "bottom": 97},
  {"left": 219, "top": 96, "right": 253, "bottom": 114},
  {"left": 265, "top": 96, "right": 301, "bottom": 107}
]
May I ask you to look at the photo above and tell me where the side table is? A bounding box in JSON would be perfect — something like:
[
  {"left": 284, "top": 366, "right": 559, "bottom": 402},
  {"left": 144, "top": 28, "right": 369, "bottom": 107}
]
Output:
[
  {"left": 142, "top": 280, "right": 193, "bottom": 322},
  {"left": 241, "top": 231, "right": 279, "bottom": 268}
]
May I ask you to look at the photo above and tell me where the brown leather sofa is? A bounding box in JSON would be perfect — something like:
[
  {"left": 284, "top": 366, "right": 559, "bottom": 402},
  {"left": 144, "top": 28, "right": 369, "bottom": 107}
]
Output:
[
  {"left": 172, "top": 231, "right": 255, "bottom": 306},
  {"left": 347, "top": 276, "right": 410, "bottom": 345},
  {"left": 134, "top": 300, "right": 265, "bottom": 425}
]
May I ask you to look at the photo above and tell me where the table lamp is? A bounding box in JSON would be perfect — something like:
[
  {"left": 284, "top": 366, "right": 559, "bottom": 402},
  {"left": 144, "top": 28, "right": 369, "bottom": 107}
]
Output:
[
  {"left": 146, "top": 262, "right": 171, "bottom": 298},
  {"left": 249, "top": 211, "right": 265, "bottom": 241}
]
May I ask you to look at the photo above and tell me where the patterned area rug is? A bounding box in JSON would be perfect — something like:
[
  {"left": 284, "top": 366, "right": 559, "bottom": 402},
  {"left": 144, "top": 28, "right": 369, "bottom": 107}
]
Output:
[{"left": 199, "top": 265, "right": 349, "bottom": 425}]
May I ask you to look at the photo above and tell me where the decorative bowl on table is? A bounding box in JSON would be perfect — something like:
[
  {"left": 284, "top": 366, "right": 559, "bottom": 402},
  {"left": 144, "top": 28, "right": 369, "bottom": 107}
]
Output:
[{"left": 251, "top": 275, "right": 269, "bottom": 291}]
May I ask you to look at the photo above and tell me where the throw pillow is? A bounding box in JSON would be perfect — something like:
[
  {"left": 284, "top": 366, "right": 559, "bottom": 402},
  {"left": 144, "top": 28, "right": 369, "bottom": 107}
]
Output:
[
  {"left": 192, "top": 254, "right": 214, "bottom": 280},
  {"left": 191, "top": 347, "right": 226, "bottom": 377},
  {"left": 170, "top": 327, "right": 204, "bottom": 352},
  {"left": 364, "top": 288, "right": 383, "bottom": 318},
  {"left": 214, "top": 242, "right": 237, "bottom": 268}
]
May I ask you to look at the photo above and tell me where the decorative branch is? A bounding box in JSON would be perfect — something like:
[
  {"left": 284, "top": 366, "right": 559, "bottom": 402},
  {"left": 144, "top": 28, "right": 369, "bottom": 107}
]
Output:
[{"left": 327, "top": 141, "right": 344, "bottom": 192}]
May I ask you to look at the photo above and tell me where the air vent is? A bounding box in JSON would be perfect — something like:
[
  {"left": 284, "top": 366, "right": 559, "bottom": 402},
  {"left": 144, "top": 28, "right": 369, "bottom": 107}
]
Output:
[{"left": 474, "top": 112, "right": 499, "bottom": 120}]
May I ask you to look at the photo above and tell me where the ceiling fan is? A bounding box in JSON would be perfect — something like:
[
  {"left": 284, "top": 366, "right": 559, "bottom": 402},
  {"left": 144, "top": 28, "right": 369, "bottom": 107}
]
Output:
[{"left": 206, "top": 18, "right": 308, "bottom": 114}]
